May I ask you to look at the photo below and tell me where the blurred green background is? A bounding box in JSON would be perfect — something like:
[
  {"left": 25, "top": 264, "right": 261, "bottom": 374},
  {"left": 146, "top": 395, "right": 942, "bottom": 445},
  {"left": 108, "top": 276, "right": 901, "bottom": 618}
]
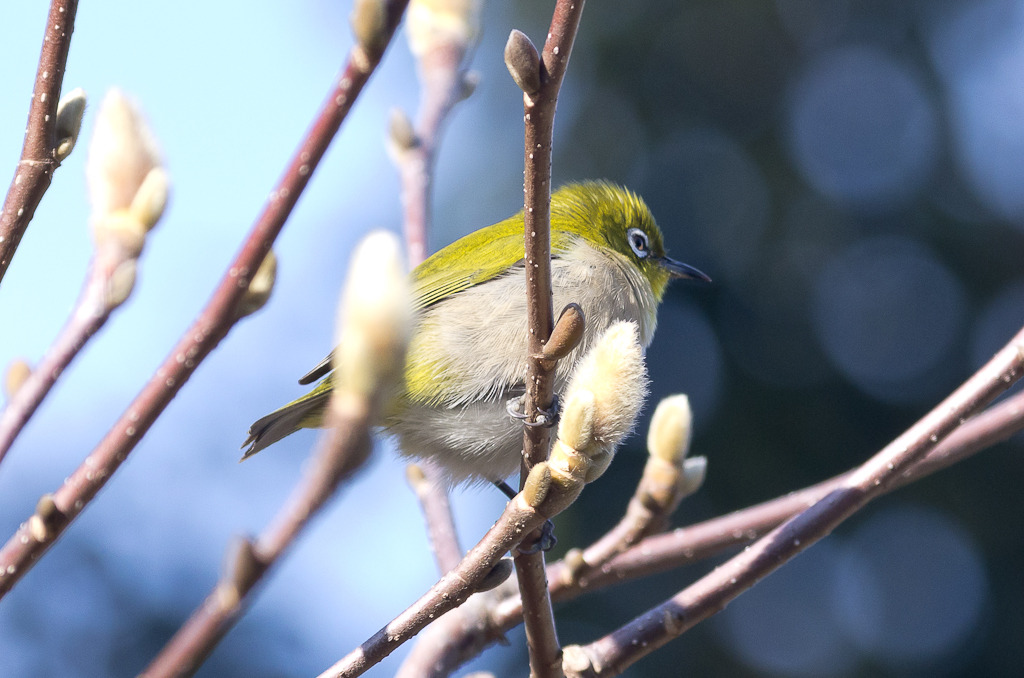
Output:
[{"left": 1, "top": 0, "right": 1022, "bottom": 676}]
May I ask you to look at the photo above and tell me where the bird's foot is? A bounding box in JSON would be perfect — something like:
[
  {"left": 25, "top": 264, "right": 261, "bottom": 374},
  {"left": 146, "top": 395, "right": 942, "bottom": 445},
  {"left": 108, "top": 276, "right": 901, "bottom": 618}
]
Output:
[
  {"left": 505, "top": 394, "right": 560, "bottom": 428},
  {"left": 516, "top": 520, "right": 558, "bottom": 554},
  {"left": 493, "top": 480, "right": 558, "bottom": 553}
]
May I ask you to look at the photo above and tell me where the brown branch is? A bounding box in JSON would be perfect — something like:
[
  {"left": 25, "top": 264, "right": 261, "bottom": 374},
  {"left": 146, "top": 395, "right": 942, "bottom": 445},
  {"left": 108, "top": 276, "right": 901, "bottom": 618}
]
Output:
[
  {"left": 0, "top": 260, "right": 111, "bottom": 464},
  {"left": 393, "top": 0, "right": 480, "bottom": 266},
  {"left": 571, "top": 382, "right": 1024, "bottom": 589},
  {"left": 0, "top": 0, "right": 79, "bottom": 286},
  {"left": 0, "top": 0, "right": 410, "bottom": 601},
  {"left": 320, "top": 416, "right": 616, "bottom": 678},
  {"left": 0, "top": 91, "right": 167, "bottom": 467},
  {"left": 144, "top": 225, "right": 409, "bottom": 677},
  {"left": 315, "top": 490, "right": 552, "bottom": 678},
  {"left": 562, "top": 326, "right": 1024, "bottom": 676},
  {"left": 140, "top": 390, "right": 376, "bottom": 678},
  {"left": 392, "top": 0, "right": 482, "bottom": 576},
  {"left": 393, "top": 588, "right": 507, "bottom": 678},
  {"left": 558, "top": 397, "right": 702, "bottom": 586},
  {"left": 407, "top": 462, "right": 464, "bottom": 574},
  {"left": 518, "top": 0, "right": 586, "bottom": 473},
  {"left": 400, "top": 365, "right": 1024, "bottom": 675},
  {"left": 506, "top": 2, "right": 587, "bottom": 676}
]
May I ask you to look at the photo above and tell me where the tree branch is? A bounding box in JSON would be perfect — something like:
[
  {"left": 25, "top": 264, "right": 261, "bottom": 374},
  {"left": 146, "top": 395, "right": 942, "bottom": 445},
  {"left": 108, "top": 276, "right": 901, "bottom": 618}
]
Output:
[
  {"left": 139, "top": 224, "right": 411, "bottom": 677},
  {"left": 507, "top": 2, "right": 587, "bottom": 676},
  {"left": 397, "top": 360, "right": 1024, "bottom": 675},
  {"left": 140, "top": 397, "right": 375, "bottom": 678},
  {"left": 316, "top": 489, "right": 553, "bottom": 678},
  {"left": 562, "top": 326, "right": 1024, "bottom": 676},
  {"left": 0, "top": 0, "right": 410, "bottom": 601},
  {"left": 0, "top": 0, "right": 79, "bottom": 286},
  {"left": 0, "top": 89, "right": 166, "bottom": 468},
  {"left": 392, "top": 0, "right": 482, "bottom": 576},
  {"left": 567, "top": 381, "right": 1024, "bottom": 589}
]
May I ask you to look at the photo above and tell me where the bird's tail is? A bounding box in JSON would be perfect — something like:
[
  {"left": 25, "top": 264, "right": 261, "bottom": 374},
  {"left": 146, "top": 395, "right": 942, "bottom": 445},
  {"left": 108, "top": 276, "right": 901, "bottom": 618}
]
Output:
[{"left": 240, "top": 381, "right": 332, "bottom": 460}]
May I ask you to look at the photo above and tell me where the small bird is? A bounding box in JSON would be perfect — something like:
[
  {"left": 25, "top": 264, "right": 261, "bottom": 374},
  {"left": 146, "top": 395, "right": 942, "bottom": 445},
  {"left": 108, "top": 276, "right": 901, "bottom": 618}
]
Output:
[{"left": 242, "top": 181, "right": 708, "bottom": 485}]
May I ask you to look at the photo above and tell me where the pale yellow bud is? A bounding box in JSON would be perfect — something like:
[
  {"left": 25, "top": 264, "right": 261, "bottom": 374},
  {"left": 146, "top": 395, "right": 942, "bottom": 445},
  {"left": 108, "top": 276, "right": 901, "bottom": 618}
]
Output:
[
  {"left": 236, "top": 250, "right": 278, "bottom": 319},
  {"left": 28, "top": 494, "right": 62, "bottom": 542},
  {"left": 105, "top": 259, "right": 138, "bottom": 309},
  {"left": 647, "top": 394, "right": 693, "bottom": 465},
  {"left": 350, "top": 0, "right": 388, "bottom": 62},
  {"left": 584, "top": 449, "right": 613, "bottom": 483},
  {"left": 556, "top": 389, "right": 595, "bottom": 453},
  {"left": 386, "top": 108, "right": 418, "bottom": 158},
  {"left": 129, "top": 167, "right": 170, "bottom": 232},
  {"left": 558, "top": 321, "right": 648, "bottom": 475},
  {"left": 407, "top": 0, "right": 481, "bottom": 58},
  {"left": 92, "top": 211, "right": 147, "bottom": 260},
  {"left": 54, "top": 88, "right": 86, "bottom": 162},
  {"left": 475, "top": 558, "right": 513, "bottom": 593},
  {"left": 334, "top": 231, "right": 411, "bottom": 404},
  {"left": 86, "top": 89, "right": 163, "bottom": 222},
  {"left": 523, "top": 461, "right": 552, "bottom": 507}
]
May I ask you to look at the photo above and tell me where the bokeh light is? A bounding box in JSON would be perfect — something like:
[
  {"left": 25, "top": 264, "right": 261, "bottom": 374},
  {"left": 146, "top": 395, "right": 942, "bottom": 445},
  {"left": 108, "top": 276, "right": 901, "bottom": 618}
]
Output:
[
  {"left": 787, "top": 45, "right": 938, "bottom": 209},
  {"left": 926, "top": 0, "right": 1024, "bottom": 224},
  {"left": 813, "top": 235, "right": 967, "bottom": 403},
  {"left": 716, "top": 541, "right": 858, "bottom": 677},
  {"left": 833, "top": 504, "right": 988, "bottom": 670},
  {"left": 970, "top": 279, "right": 1024, "bottom": 370},
  {"left": 717, "top": 503, "right": 989, "bottom": 676}
]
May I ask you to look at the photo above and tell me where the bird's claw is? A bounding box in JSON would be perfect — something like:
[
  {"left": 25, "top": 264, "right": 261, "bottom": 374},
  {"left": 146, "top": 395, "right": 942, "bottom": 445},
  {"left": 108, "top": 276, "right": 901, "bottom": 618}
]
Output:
[
  {"left": 516, "top": 520, "right": 558, "bottom": 554},
  {"left": 506, "top": 394, "right": 560, "bottom": 428}
]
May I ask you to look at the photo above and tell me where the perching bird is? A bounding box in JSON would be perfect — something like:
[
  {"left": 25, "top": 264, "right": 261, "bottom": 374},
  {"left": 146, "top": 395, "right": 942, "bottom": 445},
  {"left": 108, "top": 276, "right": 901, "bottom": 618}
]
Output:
[{"left": 242, "top": 181, "right": 708, "bottom": 485}]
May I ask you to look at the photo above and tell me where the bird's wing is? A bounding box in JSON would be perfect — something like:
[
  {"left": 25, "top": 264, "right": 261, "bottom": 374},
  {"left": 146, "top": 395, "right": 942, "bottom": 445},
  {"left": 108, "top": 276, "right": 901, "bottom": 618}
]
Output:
[
  {"left": 298, "top": 353, "right": 334, "bottom": 385},
  {"left": 411, "top": 218, "right": 527, "bottom": 311},
  {"left": 295, "top": 214, "right": 572, "bottom": 381}
]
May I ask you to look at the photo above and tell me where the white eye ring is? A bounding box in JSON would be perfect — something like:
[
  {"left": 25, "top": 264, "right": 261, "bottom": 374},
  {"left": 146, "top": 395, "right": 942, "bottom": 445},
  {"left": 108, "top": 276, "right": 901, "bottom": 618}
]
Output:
[{"left": 627, "top": 227, "right": 650, "bottom": 258}]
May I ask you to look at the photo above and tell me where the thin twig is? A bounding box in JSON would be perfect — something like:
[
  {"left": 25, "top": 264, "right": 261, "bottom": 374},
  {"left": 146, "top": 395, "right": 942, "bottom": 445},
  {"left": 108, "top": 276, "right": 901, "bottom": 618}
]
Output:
[
  {"left": 0, "top": 264, "right": 110, "bottom": 464},
  {"left": 0, "top": 0, "right": 410, "bottom": 601},
  {"left": 393, "top": 588, "right": 507, "bottom": 678},
  {"left": 569, "top": 383, "right": 1024, "bottom": 589},
  {"left": 393, "top": 0, "right": 479, "bottom": 266},
  {"left": 562, "top": 326, "right": 1024, "bottom": 676},
  {"left": 0, "top": 0, "right": 79, "bottom": 286},
  {"left": 315, "top": 491, "right": 552, "bottom": 678},
  {"left": 0, "top": 207, "right": 163, "bottom": 465},
  {"left": 393, "top": 0, "right": 481, "bottom": 575},
  {"left": 140, "top": 395, "right": 376, "bottom": 678},
  {"left": 513, "top": 2, "right": 587, "bottom": 676},
  {"left": 407, "top": 462, "right": 464, "bottom": 573}
]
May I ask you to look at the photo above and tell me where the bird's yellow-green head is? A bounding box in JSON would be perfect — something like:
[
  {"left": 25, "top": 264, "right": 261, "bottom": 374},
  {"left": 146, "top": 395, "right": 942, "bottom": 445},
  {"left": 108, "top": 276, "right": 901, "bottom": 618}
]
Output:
[
  {"left": 548, "top": 181, "right": 710, "bottom": 301},
  {"left": 410, "top": 181, "right": 709, "bottom": 313}
]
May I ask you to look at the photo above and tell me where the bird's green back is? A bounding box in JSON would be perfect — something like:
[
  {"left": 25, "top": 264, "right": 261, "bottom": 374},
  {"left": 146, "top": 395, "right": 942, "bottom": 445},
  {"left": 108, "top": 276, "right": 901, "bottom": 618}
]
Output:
[
  {"left": 411, "top": 213, "right": 574, "bottom": 310},
  {"left": 411, "top": 181, "right": 660, "bottom": 310}
]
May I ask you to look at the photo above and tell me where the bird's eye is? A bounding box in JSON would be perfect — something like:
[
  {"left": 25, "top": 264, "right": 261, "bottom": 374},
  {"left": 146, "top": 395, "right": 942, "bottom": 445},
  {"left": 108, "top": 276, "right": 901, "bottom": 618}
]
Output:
[{"left": 627, "top": 228, "right": 649, "bottom": 258}]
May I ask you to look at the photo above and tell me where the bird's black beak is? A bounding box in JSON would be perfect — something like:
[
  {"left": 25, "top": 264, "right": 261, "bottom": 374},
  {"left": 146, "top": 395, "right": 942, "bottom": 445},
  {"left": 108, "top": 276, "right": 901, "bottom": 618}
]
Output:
[{"left": 659, "top": 256, "right": 711, "bottom": 282}]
